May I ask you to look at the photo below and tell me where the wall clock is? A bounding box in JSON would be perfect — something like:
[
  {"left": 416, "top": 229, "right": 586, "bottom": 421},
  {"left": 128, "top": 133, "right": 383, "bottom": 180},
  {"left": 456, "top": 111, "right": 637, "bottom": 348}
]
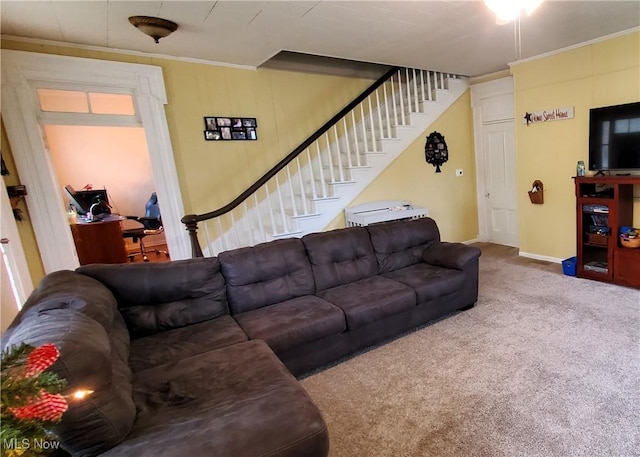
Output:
[{"left": 424, "top": 131, "right": 448, "bottom": 173}]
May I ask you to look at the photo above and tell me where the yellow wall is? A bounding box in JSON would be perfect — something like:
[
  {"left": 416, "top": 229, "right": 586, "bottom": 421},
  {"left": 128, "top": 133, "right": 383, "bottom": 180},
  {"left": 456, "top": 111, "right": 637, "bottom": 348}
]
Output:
[
  {"left": 511, "top": 31, "right": 640, "bottom": 259},
  {"left": 160, "top": 61, "right": 374, "bottom": 215},
  {"left": 325, "top": 91, "right": 478, "bottom": 242},
  {"left": 1, "top": 40, "right": 373, "bottom": 282}
]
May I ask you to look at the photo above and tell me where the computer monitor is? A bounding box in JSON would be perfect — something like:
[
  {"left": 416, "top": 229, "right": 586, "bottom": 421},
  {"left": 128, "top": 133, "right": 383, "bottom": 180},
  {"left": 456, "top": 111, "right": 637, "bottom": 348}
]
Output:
[{"left": 64, "top": 185, "right": 109, "bottom": 216}]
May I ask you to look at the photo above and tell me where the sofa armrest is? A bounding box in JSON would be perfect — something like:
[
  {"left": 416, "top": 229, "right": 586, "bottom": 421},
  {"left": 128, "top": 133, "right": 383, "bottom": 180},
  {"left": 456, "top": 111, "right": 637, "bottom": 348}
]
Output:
[
  {"left": 2, "top": 270, "right": 136, "bottom": 456},
  {"left": 422, "top": 242, "right": 481, "bottom": 270}
]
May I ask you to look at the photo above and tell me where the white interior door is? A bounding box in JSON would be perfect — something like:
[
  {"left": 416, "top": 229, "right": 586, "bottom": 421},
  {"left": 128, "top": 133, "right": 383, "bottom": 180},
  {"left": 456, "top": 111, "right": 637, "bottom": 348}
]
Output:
[
  {"left": 0, "top": 180, "right": 33, "bottom": 332},
  {"left": 471, "top": 76, "right": 519, "bottom": 248},
  {"left": 1, "top": 248, "right": 20, "bottom": 332},
  {"left": 482, "top": 121, "right": 518, "bottom": 247}
]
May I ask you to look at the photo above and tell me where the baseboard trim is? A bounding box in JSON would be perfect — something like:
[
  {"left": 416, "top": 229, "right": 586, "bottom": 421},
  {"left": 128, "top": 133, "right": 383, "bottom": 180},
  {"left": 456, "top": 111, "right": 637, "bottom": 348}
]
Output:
[
  {"left": 463, "top": 238, "right": 480, "bottom": 245},
  {"left": 518, "top": 251, "right": 563, "bottom": 264}
]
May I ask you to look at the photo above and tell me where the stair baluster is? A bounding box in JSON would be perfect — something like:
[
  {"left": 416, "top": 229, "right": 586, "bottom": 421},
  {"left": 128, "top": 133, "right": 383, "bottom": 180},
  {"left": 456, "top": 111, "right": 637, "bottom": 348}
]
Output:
[
  {"left": 295, "top": 156, "right": 310, "bottom": 216},
  {"left": 342, "top": 118, "right": 353, "bottom": 169},
  {"left": 333, "top": 126, "right": 345, "bottom": 182}
]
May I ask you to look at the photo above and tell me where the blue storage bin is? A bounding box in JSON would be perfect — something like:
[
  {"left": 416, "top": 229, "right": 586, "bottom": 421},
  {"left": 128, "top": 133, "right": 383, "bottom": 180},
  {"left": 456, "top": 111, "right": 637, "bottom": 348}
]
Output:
[{"left": 562, "top": 256, "right": 577, "bottom": 276}]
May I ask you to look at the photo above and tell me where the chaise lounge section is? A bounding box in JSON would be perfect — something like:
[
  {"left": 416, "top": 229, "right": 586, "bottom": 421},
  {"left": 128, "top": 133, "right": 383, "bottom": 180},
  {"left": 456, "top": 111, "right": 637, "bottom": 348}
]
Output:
[{"left": 2, "top": 217, "right": 480, "bottom": 456}]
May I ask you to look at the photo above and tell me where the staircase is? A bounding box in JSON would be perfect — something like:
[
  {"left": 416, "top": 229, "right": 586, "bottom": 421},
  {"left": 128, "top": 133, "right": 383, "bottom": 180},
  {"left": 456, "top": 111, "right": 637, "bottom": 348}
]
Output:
[{"left": 183, "top": 68, "right": 468, "bottom": 257}]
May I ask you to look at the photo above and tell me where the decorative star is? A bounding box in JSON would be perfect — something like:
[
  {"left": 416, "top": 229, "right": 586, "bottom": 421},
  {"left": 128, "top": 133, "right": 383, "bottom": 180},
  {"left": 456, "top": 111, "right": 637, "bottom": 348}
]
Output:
[{"left": 524, "top": 112, "right": 532, "bottom": 126}]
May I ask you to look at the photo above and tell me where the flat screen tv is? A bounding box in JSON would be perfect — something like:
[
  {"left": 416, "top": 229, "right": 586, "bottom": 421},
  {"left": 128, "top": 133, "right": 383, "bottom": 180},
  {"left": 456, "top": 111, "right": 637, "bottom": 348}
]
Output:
[{"left": 588, "top": 101, "right": 640, "bottom": 171}]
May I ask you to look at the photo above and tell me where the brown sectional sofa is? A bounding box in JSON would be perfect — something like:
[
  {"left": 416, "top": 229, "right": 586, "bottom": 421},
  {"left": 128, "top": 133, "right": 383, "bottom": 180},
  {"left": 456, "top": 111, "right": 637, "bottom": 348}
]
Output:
[{"left": 1, "top": 217, "right": 480, "bottom": 456}]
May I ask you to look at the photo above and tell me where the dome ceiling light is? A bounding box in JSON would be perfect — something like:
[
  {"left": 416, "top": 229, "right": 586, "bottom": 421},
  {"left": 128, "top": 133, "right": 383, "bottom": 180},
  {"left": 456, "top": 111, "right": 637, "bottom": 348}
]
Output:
[{"left": 128, "top": 16, "right": 178, "bottom": 44}]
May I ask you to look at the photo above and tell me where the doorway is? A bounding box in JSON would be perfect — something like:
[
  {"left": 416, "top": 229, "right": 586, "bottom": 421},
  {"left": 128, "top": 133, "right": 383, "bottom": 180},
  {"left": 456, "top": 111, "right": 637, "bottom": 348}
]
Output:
[
  {"left": 471, "top": 77, "right": 519, "bottom": 248},
  {"left": 0, "top": 181, "right": 32, "bottom": 331},
  {"left": 1, "top": 50, "right": 190, "bottom": 282},
  {"left": 480, "top": 120, "right": 518, "bottom": 247},
  {"left": 45, "top": 123, "right": 169, "bottom": 261}
]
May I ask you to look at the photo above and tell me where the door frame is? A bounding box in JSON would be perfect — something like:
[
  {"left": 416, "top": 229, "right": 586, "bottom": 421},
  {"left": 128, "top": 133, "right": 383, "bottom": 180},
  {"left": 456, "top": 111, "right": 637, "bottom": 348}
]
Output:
[
  {"left": 0, "top": 179, "right": 33, "bottom": 306},
  {"left": 471, "top": 76, "right": 518, "bottom": 245},
  {"left": 1, "top": 50, "right": 190, "bottom": 273}
]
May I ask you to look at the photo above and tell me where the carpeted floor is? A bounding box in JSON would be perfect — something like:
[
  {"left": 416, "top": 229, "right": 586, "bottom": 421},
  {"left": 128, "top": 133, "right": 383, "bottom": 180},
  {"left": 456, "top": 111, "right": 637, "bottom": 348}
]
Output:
[{"left": 301, "top": 243, "right": 640, "bottom": 457}]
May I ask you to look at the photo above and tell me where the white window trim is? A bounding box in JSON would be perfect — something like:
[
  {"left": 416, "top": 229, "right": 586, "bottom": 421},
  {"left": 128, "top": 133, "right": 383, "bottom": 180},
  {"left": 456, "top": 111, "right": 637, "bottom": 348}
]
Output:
[{"left": 1, "top": 50, "right": 190, "bottom": 273}]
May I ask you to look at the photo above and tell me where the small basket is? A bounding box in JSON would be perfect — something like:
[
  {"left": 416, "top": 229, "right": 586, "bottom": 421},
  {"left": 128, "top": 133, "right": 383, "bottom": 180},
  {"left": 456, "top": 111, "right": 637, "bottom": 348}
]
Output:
[
  {"left": 587, "top": 233, "right": 608, "bottom": 245},
  {"left": 527, "top": 180, "right": 544, "bottom": 204},
  {"left": 620, "top": 236, "right": 640, "bottom": 249}
]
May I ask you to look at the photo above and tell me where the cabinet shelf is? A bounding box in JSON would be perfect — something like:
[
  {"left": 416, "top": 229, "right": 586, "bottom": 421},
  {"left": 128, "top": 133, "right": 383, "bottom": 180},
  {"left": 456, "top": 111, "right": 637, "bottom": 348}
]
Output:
[
  {"left": 583, "top": 242, "right": 609, "bottom": 249},
  {"left": 579, "top": 196, "right": 614, "bottom": 201},
  {"left": 574, "top": 176, "right": 639, "bottom": 288},
  {"left": 580, "top": 270, "right": 609, "bottom": 281}
]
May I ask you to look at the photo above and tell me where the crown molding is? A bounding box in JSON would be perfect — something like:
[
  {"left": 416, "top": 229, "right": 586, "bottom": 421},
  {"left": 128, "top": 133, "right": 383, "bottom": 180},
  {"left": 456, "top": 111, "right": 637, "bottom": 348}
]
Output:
[
  {"left": 0, "top": 34, "right": 258, "bottom": 71},
  {"left": 470, "top": 69, "right": 511, "bottom": 86},
  {"left": 509, "top": 27, "right": 640, "bottom": 69}
]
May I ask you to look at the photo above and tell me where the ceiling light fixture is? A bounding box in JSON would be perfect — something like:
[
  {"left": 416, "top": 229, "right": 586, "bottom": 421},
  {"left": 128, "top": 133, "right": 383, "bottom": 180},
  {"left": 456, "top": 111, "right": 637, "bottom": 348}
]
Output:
[
  {"left": 484, "top": 0, "right": 544, "bottom": 25},
  {"left": 484, "top": 0, "right": 544, "bottom": 61},
  {"left": 128, "top": 16, "right": 178, "bottom": 44}
]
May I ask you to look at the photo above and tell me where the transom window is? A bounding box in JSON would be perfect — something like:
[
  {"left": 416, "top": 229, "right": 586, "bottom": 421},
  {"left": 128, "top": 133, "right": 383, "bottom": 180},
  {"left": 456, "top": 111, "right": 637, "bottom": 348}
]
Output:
[{"left": 37, "top": 89, "right": 135, "bottom": 115}]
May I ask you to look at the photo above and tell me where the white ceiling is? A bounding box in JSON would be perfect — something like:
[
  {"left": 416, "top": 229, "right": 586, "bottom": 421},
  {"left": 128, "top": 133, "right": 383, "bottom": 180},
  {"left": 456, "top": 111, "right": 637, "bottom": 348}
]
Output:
[{"left": 1, "top": 1, "right": 639, "bottom": 77}]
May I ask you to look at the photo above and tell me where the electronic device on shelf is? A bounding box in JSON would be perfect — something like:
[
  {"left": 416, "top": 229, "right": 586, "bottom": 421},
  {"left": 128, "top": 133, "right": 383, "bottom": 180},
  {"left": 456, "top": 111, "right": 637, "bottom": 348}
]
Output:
[
  {"left": 588, "top": 101, "right": 640, "bottom": 172},
  {"left": 583, "top": 261, "right": 608, "bottom": 274},
  {"left": 64, "top": 185, "right": 110, "bottom": 217}
]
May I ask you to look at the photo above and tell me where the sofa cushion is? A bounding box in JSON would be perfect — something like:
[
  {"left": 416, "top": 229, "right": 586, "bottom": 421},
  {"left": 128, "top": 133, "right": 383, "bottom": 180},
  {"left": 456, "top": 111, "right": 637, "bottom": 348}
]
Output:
[
  {"left": 383, "top": 263, "right": 466, "bottom": 303},
  {"left": 303, "top": 226, "right": 377, "bottom": 291},
  {"left": 367, "top": 217, "right": 440, "bottom": 273},
  {"left": 1, "top": 270, "right": 135, "bottom": 456},
  {"left": 316, "top": 276, "right": 416, "bottom": 330},
  {"left": 219, "top": 238, "right": 315, "bottom": 314},
  {"left": 77, "top": 257, "right": 227, "bottom": 338},
  {"left": 234, "top": 295, "right": 346, "bottom": 353},
  {"left": 101, "top": 340, "right": 329, "bottom": 457},
  {"left": 129, "top": 316, "right": 248, "bottom": 372}
]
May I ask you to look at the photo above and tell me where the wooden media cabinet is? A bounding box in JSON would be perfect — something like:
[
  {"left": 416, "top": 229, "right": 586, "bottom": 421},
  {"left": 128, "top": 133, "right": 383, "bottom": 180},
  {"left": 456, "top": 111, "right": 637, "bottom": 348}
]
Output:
[{"left": 574, "top": 176, "right": 640, "bottom": 288}]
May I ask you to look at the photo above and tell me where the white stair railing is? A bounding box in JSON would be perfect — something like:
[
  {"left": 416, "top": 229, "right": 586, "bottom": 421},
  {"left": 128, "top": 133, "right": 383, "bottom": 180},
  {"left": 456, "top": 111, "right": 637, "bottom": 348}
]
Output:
[{"left": 183, "top": 68, "right": 466, "bottom": 257}]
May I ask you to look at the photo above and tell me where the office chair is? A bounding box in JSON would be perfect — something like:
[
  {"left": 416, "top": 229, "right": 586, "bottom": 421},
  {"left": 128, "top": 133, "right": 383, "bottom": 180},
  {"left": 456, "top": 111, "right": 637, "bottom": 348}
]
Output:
[{"left": 122, "top": 192, "right": 170, "bottom": 262}]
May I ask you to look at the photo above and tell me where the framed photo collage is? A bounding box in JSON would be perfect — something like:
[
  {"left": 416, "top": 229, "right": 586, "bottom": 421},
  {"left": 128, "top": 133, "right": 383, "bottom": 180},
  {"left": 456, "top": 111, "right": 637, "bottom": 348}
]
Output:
[{"left": 204, "top": 117, "right": 257, "bottom": 141}]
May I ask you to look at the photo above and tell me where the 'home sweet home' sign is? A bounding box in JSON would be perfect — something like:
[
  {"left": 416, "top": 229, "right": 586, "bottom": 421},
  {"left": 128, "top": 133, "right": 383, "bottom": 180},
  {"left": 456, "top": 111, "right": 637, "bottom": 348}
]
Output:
[{"left": 523, "top": 106, "right": 574, "bottom": 125}]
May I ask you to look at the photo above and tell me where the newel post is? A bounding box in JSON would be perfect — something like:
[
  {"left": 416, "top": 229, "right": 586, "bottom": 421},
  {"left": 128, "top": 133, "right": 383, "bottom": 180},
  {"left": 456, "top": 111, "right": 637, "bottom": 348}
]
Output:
[{"left": 181, "top": 214, "right": 204, "bottom": 258}]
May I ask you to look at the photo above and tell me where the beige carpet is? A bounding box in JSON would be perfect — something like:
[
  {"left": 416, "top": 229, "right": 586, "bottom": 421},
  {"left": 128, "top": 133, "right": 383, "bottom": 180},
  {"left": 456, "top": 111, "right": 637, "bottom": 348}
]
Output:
[{"left": 301, "top": 243, "right": 640, "bottom": 457}]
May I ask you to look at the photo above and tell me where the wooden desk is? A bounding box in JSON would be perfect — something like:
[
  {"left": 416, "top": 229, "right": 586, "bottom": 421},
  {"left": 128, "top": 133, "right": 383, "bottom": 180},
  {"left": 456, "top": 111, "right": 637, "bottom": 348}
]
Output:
[{"left": 70, "top": 218, "right": 127, "bottom": 265}]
